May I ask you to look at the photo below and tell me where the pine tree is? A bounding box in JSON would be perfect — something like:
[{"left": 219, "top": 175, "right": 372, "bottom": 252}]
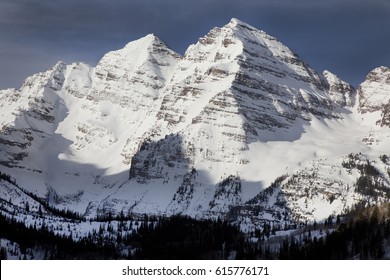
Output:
[
  {"left": 0, "top": 247, "right": 7, "bottom": 260},
  {"left": 25, "top": 201, "right": 30, "bottom": 212}
]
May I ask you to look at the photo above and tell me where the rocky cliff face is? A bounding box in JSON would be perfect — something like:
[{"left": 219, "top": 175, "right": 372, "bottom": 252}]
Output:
[
  {"left": 357, "top": 66, "right": 390, "bottom": 127},
  {"left": 323, "top": 70, "right": 355, "bottom": 107},
  {"left": 0, "top": 62, "right": 70, "bottom": 168},
  {"left": 0, "top": 18, "right": 389, "bottom": 226}
]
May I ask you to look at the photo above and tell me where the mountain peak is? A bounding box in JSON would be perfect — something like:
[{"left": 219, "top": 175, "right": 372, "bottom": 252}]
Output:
[
  {"left": 226, "top": 18, "right": 259, "bottom": 32},
  {"left": 365, "top": 66, "right": 390, "bottom": 83},
  {"left": 97, "top": 32, "right": 179, "bottom": 72},
  {"left": 53, "top": 61, "right": 67, "bottom": 70},
  {"left": 123, "top": 33, "right": 163, "bottom": 50},
  {"left": 358, "top": 66, "right": 390, "bottom": 123},
  {"left": 372, "top": 65, "right": 390, "bottom": 73},
  {"left": 323, "top": 70, "right": 355, "bottom": 107}
]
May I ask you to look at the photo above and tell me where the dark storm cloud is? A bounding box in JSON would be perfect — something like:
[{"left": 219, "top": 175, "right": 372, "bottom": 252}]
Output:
[{"left": 0, "top": 0, "right": 389, "bottom": 88}]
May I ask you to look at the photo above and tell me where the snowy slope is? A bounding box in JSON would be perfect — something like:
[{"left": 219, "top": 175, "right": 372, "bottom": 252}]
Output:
[{"left": 1, "top": 18, "right": 390, "bottom": 227}]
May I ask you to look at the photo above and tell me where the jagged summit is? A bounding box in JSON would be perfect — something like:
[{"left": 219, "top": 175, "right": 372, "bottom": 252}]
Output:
[
  {"left": 369, "top": 65, "right": 390, "bottom": 77},
  {"left": 323, "top": 70, "right": 355, "bottom": 107},
  {"left": 358, "top": 66, "right": 390, "bottom": 114},
  {"left": 105, "top": 33, "right": 180, "bottom": 63},
  {"left": 124, "top": 33, "right": 159, "bottom": 47},
  {"left": 357, "top": 66, "right": 390, "bottom": 127},
  {"left": 91, "top": 31, "right": 180, "bottom": 103},
  {"left": 226, "top": 17, "right": 260, "bottom": 31},
  {"left": 53, "top": 61, "right": 67, "bottom": 70},
  {"left": 122, "top": 33, "right": 179, "bottom": 56}
]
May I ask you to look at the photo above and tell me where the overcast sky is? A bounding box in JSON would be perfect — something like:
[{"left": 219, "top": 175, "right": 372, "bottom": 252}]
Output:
[{"left": 1, "top": 0, "right": 389, "bottom": 89}]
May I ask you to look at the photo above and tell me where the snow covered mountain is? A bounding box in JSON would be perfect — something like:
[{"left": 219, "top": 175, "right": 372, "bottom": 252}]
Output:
[{"left": 1, "top": 18, "right": 390, "bottom": 231}]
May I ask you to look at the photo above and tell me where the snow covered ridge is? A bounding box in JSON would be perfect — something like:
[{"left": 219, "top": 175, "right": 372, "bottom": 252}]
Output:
[{"left": 1, "top": 18, "right": 390, "bottom": 229}]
